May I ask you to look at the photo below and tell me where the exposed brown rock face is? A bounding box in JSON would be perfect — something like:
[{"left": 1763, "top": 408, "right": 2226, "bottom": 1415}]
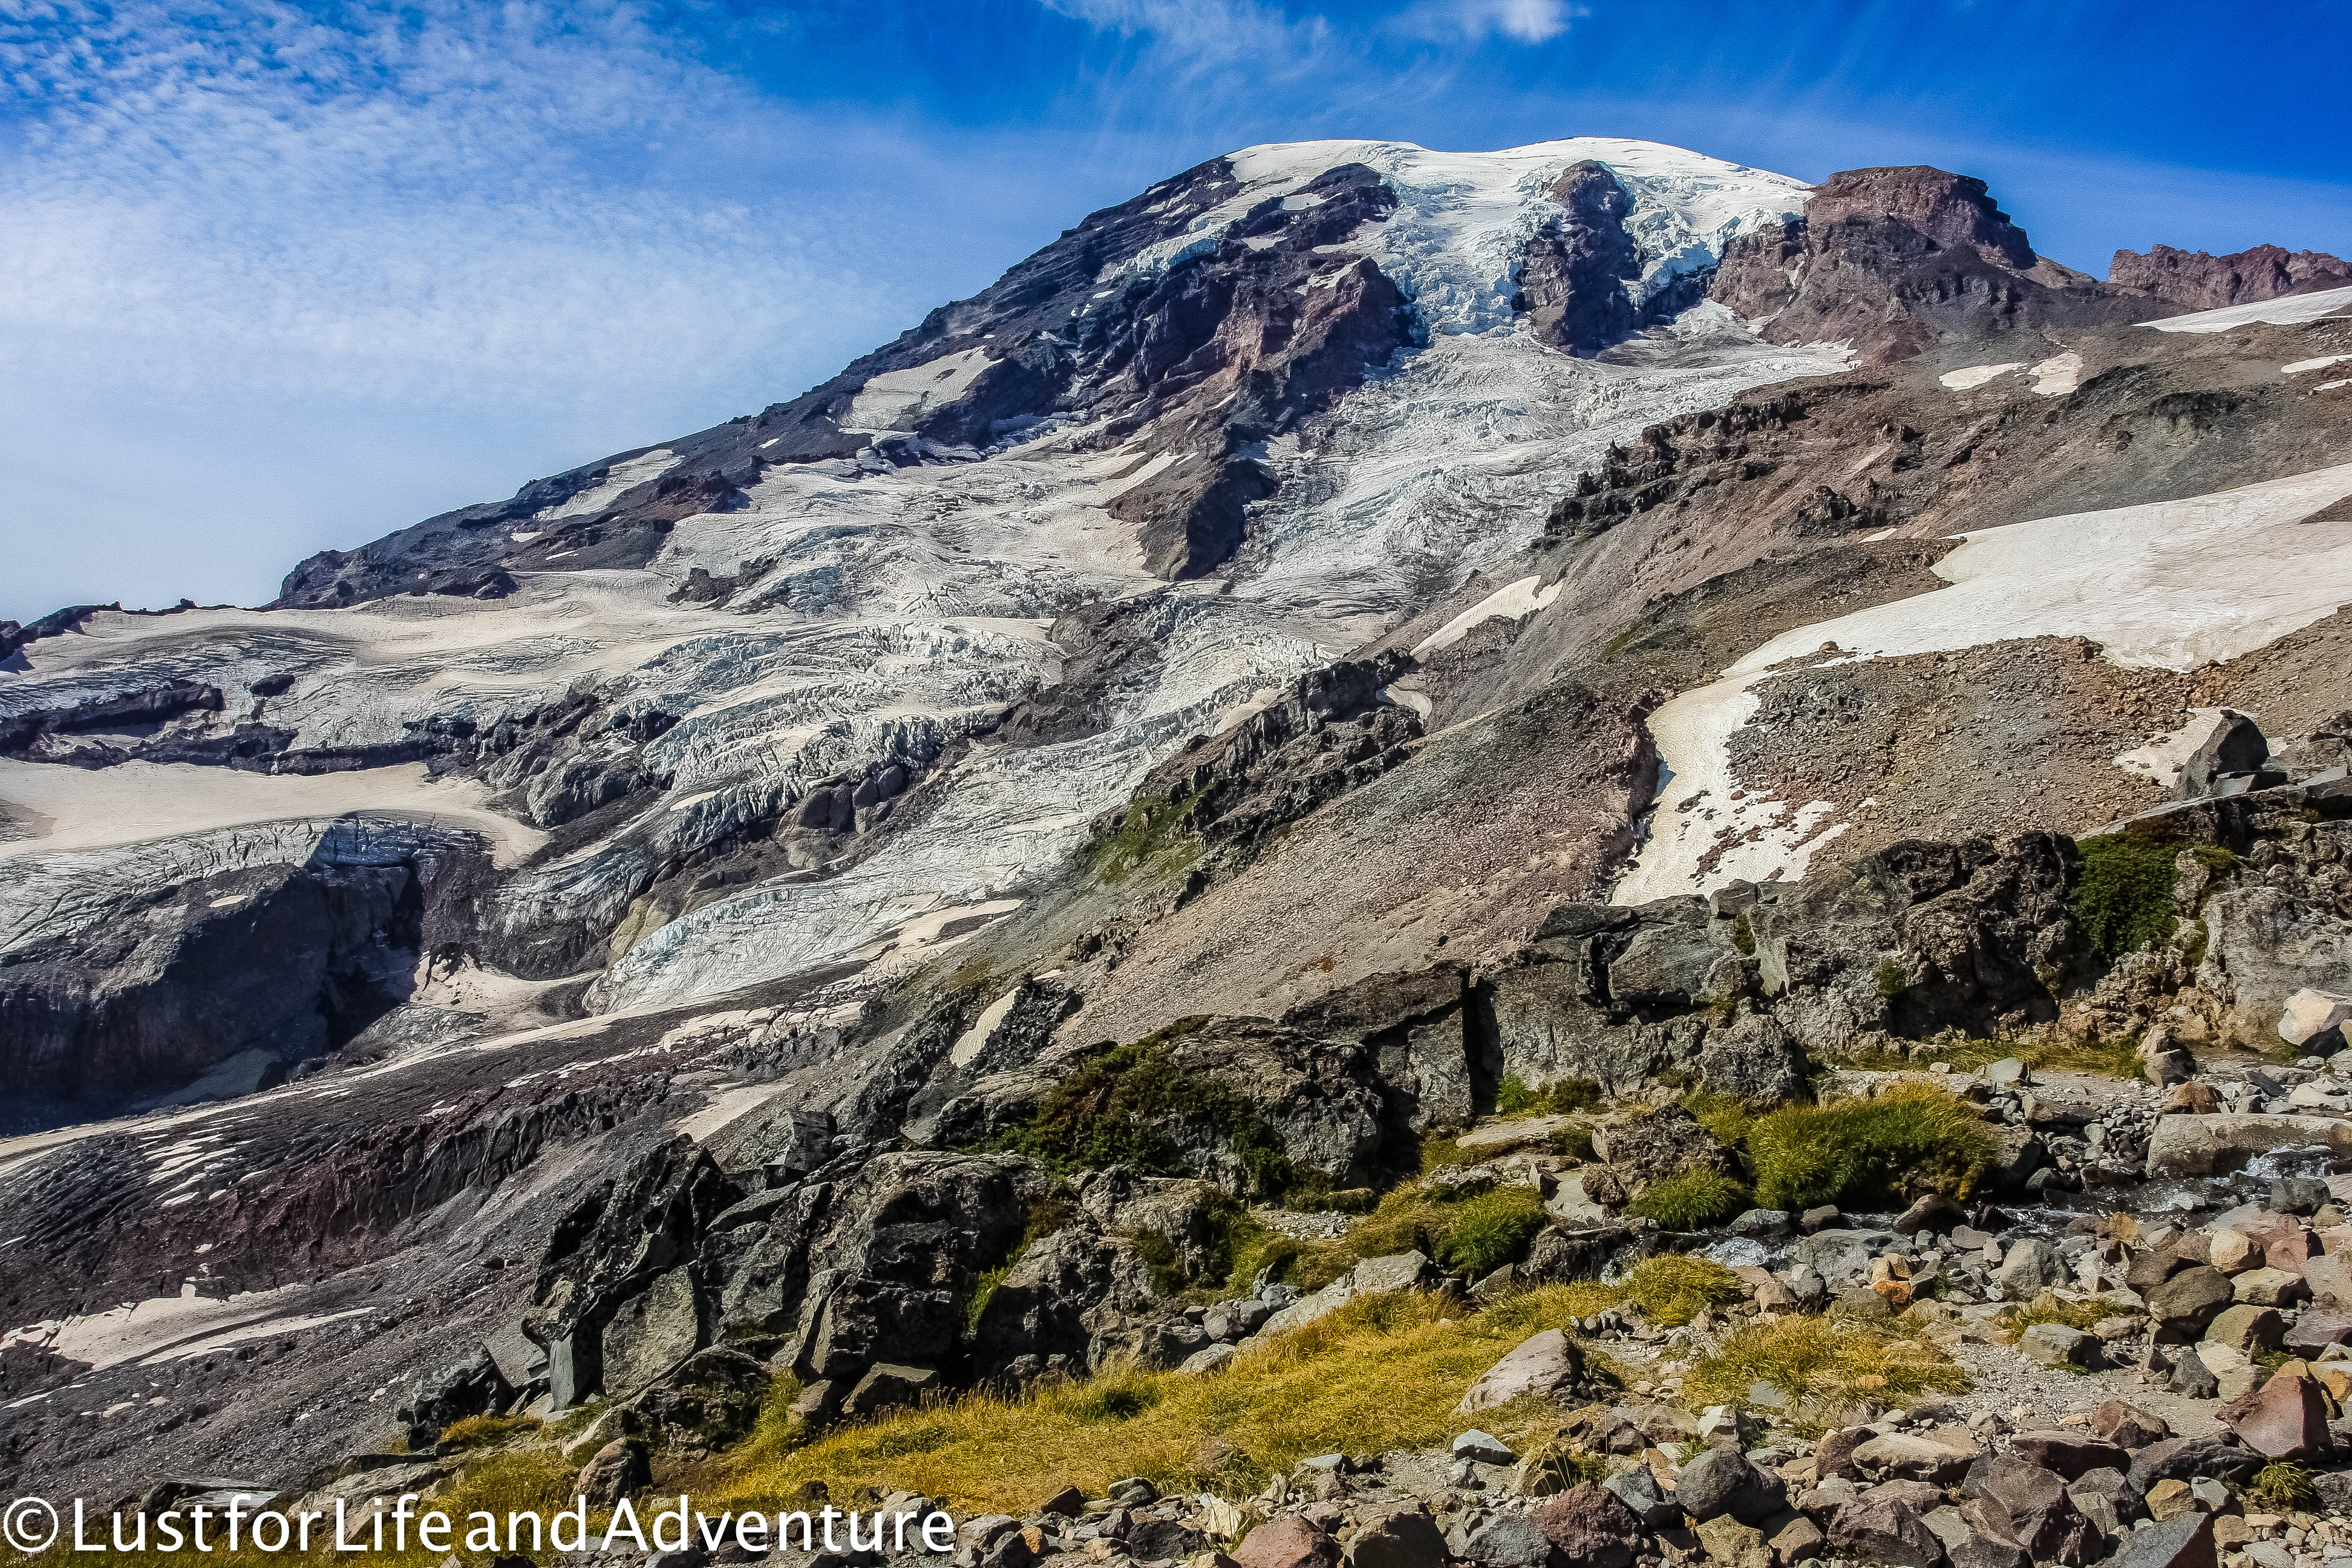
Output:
[
  {"left": 1710, "top": 165, "right": 2148, "bottom": 364},
  {"left": 2109, "top": 243, "right": 2352, "bottom": 310},
  {"left": 1515, "top": 160, "right": 1641, "bottom": 356}
]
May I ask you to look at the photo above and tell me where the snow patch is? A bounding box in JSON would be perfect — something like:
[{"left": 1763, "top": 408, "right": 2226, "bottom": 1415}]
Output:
[
  {"left": 2146, "top": 286, "right": 2352, "bottom": 334},
  {"left": 846, "top": 347, "right": 996, "bottom": 431},
  {"left": 949, "top": 984, "right": 1025, "bottom": 1067},
  {"left": 1412, "top": 575, "right": 1563, "bottom": 656},
  {"left": 540, "top": 449, "right": 678, "bottom": 520},
  {"left": 2284, "top": 354, "right": 2352, "bottom": 375},
  {"left": 2029, "top": 352, "right": 2085, "bottom": 396},
  {"left": 1939, "top": 362, "right": 2022, "bottom": 390}
]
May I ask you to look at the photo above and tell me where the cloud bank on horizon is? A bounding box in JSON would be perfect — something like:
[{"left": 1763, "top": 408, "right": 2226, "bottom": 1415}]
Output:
[{"left": 1, "top": 0, "right": 2348, "bottom": 624}]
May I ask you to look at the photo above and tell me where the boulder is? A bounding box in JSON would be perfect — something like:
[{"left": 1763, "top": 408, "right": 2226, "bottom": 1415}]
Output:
[
  {"left": 2285, "top": 1308, "right": 2352, "bottom": 1354},
  {"left": 1827, "top": 1497, "right": 1943, "bottom": 1568},
  {"left": 622, "top": 1346, "right": 770, "bottom": 1450},
  {"left": 2091, "top": 1400, "right": 2171, "bottom": 1449},
  {"left": 2204, "top": 1304, "right": 2285, "bottom": 1353},
  {"left": 1132, "top": 1518, "right": 1211, "bottom": 1561},
  {"left": 2218, "top": 1366, "right": 2331, "bottom": 1458},
  {"left": 843, "top": 1362, "right": 939, "bottom": 1417},
  {"left": 2022, "top": 1322, "right": 2097, "bottom": 1367},
  {"left": 2144, "top": 1114, "right": 2352, "bottom": 1178},
  {"left": 1924, "top": 1501, "right": 2029, "bottom": 1568},
  {"left": 1353, "top": 1250, "right": 1439, "bottom": 1295},
  {"left": 573, "top": 1437, "right": 650, "bottom": 1506},
  {"left": 1675, "top": 1448, "right": 1785, "bottom": 1525},
  {"left": 2304, "top": 1250, "right": 2352, "bottom": 1304},
  {"left": 2168, "top": 1348, "right": 2220, "bottom": 1398},
  {"left": 2279, "top": 990, "right": 2352, "bottom": 1050},
  {"left": 2233, "top": 1266, "right": 2307, "bottom": 1306},
  {"left": 1852, "top": 1428, "right": 1981, "bottom": 1483},
  {"left": 1452, "top": 1429, "right": 1517, "bottom": 1466},
  {"left": 1895, "top": 1194, "right": 1968, "bottom": 1237},
  {"left": 2207, "top": 1230, "right": 2262, "bottom": 1273},
  {"left": 1181, "top": 1343, "right": 1238, "bottom": 1376},
  {"left": 2126, "top": 1436, "right": 2262, "bottom": 1492},
  {"left": 2010, "top": 1432, "right": 2130, "bottom": 1479},
  {"left": 2146, "top": 1266, "right": 2233, "bottom": 1340},
  {"left": 2066, "top": 1469, "right": 2147, "bottom": 1536},
  {"left": 1995, "top": 1239, "right": 2065, "bottom": 1298},
  {"left": 2108, "top": 1509, "right": 2217, "bottom": 1568},
  {"left": 1601, "top": 1465, "right": 1680, "bottom": 1527},
  {"left": 1234, "top": 1517, "right": 1342, "bottom": 1568},
  {"left": 1531, "top": 1485, "right": 1643, "bottom": 1568},
  {"left": 1765, "top": 1512, "right": 1828, "bottom": 1566},
  {"left": 1458, "top": 1330, "right": 1585, "bottom": 1412},
  {"left": 1453, "top": 1513, "right": 1554, "bottom": 1568},
  {"left": 1692, "top": 1516, "right": 1769, "bottom": 1568}
]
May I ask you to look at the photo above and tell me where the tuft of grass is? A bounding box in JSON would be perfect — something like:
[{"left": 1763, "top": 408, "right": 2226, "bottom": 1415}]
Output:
[
  {"left": 1630, "top": 1170, "right": 1753, "bottom": 1230},
  {"left": 1682, "top": 1315, "right": 1967, "bottom": 1429},
  {"left": 695, "top": 1285, "right": 1614, "bottom": 1514},
  {"left": 1876, "top": 959, "right": 1909, "bottom": 999},
  {"left": 1616, "top": 1255, "right": 1746, "bottom": 1327},
  {"left": 435, "top": 1413, "right": 542, "bottom": 1452},
  {"left": 1439, "top": 1187, "right": 1549, "bottom": 1277},
  {"left": 1746, "top": 1083, "right": 1996, "bottom": 1212},
  {"left": 1730, "top": 911, "right": 1757, "bottom": 956},
  {"left": 1550, "top": 1123, "right": 1596, "bottom": 1162},
  {"left": 2071, "top": 831, "right": 2185, "bottom": 960},
  {"left": 2252, "top": 1460, "right": 2318, "bottom": 1511},
  {"left": 1681, "top": 1088, "right": 1762, "bottom": 1148}
]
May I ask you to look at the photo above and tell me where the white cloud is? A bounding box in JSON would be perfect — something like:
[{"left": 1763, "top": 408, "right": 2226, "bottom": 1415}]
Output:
[{"left": 1396, "top": 0, "right": 1579, "bottom": 43}]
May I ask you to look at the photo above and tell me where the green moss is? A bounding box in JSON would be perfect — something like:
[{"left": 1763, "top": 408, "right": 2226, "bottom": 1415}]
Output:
[
  {"left": 1496, "top": 1075, "right": 1544, "bottom": 1115},
  {"left": 1875, "top": 959, "right": 1909, "bottom": 999},
  {"left": 1549, "top": 1079, "right": 1602, "bottom": 1112},
  {"left": 1730, "top": 912, "right": 1756, "bottom": 956},
  {"left": 983, "top": 1032, "right": 1293, "bottom": 1194},
  {"left": 1630, "top": 1170, "right": 1753, "bottom": 1229},
  {"left": 1090, "top": 790, "right": 1207, "bottom": 884},
  {"left": 1550, "top": 1123, "right": 1596, "bottom": 1161},
  {"left": 2071, "top": 831, "right": 2183, "bottom": 960},
  {"left": 1436, "top": 1187, "right": 1549, "bottom": 1276},
  {"left": 1746, "top": 1085, "right": 1996, "bottom": 1212}
]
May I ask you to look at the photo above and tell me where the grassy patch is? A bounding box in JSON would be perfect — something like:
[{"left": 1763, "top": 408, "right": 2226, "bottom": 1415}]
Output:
[
  {"left": 1875, "top": 960, "right": 1909, "bottom": 999},
  {"left": 1997, "top": 1293, "right": 2109, "bottom": 1341},
  {"left": 1843, "top": 1036, "right": 2143, "bottom": 1080},
  {"left": 1233, "top": 1179, "right": 1553, "bottom": 1294},
  {"left": 692, "top": 1287, "right": 1610, "bottom": 1515},
  {"left": 435, "top": 1413, "right": 543, "bottom": 1452},
  {"left": 1630, "top": 1170, "right": 1753, "bottom": 1230},
  {"left": 1745, "top": 1084, "right": 1996, "bottom": 1212},
  {"left": 1090, "top": 790, "right": 1207, "bottom": 885},
  {"left": 1616, "top": 1255, "right": 1746, "bottom": 1328},
  {"left": 2071, "top": 831, "right": 2185, "bottom": 960},
  {"left": 1682, "top": 1315, "right": 1967, "bottom": 1429},
  {"left": 982, "top": 1033, "right": 1292, "bottom": 1194}
]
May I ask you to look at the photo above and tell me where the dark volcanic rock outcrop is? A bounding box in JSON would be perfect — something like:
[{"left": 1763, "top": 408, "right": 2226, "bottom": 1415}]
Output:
[
  {"left": 1517, "top": 160, "right": 1643, "bottom": 356},
  {"left": 2109, "top": 243, "right": 2352, "bottom": 311},
  {"left": 1711, "top": 165, "right": 2152, "bottom": 362}
]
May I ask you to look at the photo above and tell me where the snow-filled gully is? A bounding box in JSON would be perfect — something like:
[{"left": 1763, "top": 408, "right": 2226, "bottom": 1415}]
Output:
[{"left": 1612, "top": 459, "right": 2352, "bottom": 904}]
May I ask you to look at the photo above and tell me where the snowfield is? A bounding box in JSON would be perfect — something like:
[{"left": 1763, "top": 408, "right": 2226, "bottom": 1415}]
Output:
[{"left": 1614, "top": 460, "right": 2352, "bottom": 904}]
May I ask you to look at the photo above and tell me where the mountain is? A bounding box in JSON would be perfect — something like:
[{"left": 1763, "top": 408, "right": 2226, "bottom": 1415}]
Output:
[{"left": 4, "top": 138, "right": 2351, "bottom": 1507}]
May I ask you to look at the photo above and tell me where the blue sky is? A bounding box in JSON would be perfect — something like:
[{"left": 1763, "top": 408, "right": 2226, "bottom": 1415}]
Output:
[{"left": 4, "top": 0, "right": 2350, "bottom": 624}]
